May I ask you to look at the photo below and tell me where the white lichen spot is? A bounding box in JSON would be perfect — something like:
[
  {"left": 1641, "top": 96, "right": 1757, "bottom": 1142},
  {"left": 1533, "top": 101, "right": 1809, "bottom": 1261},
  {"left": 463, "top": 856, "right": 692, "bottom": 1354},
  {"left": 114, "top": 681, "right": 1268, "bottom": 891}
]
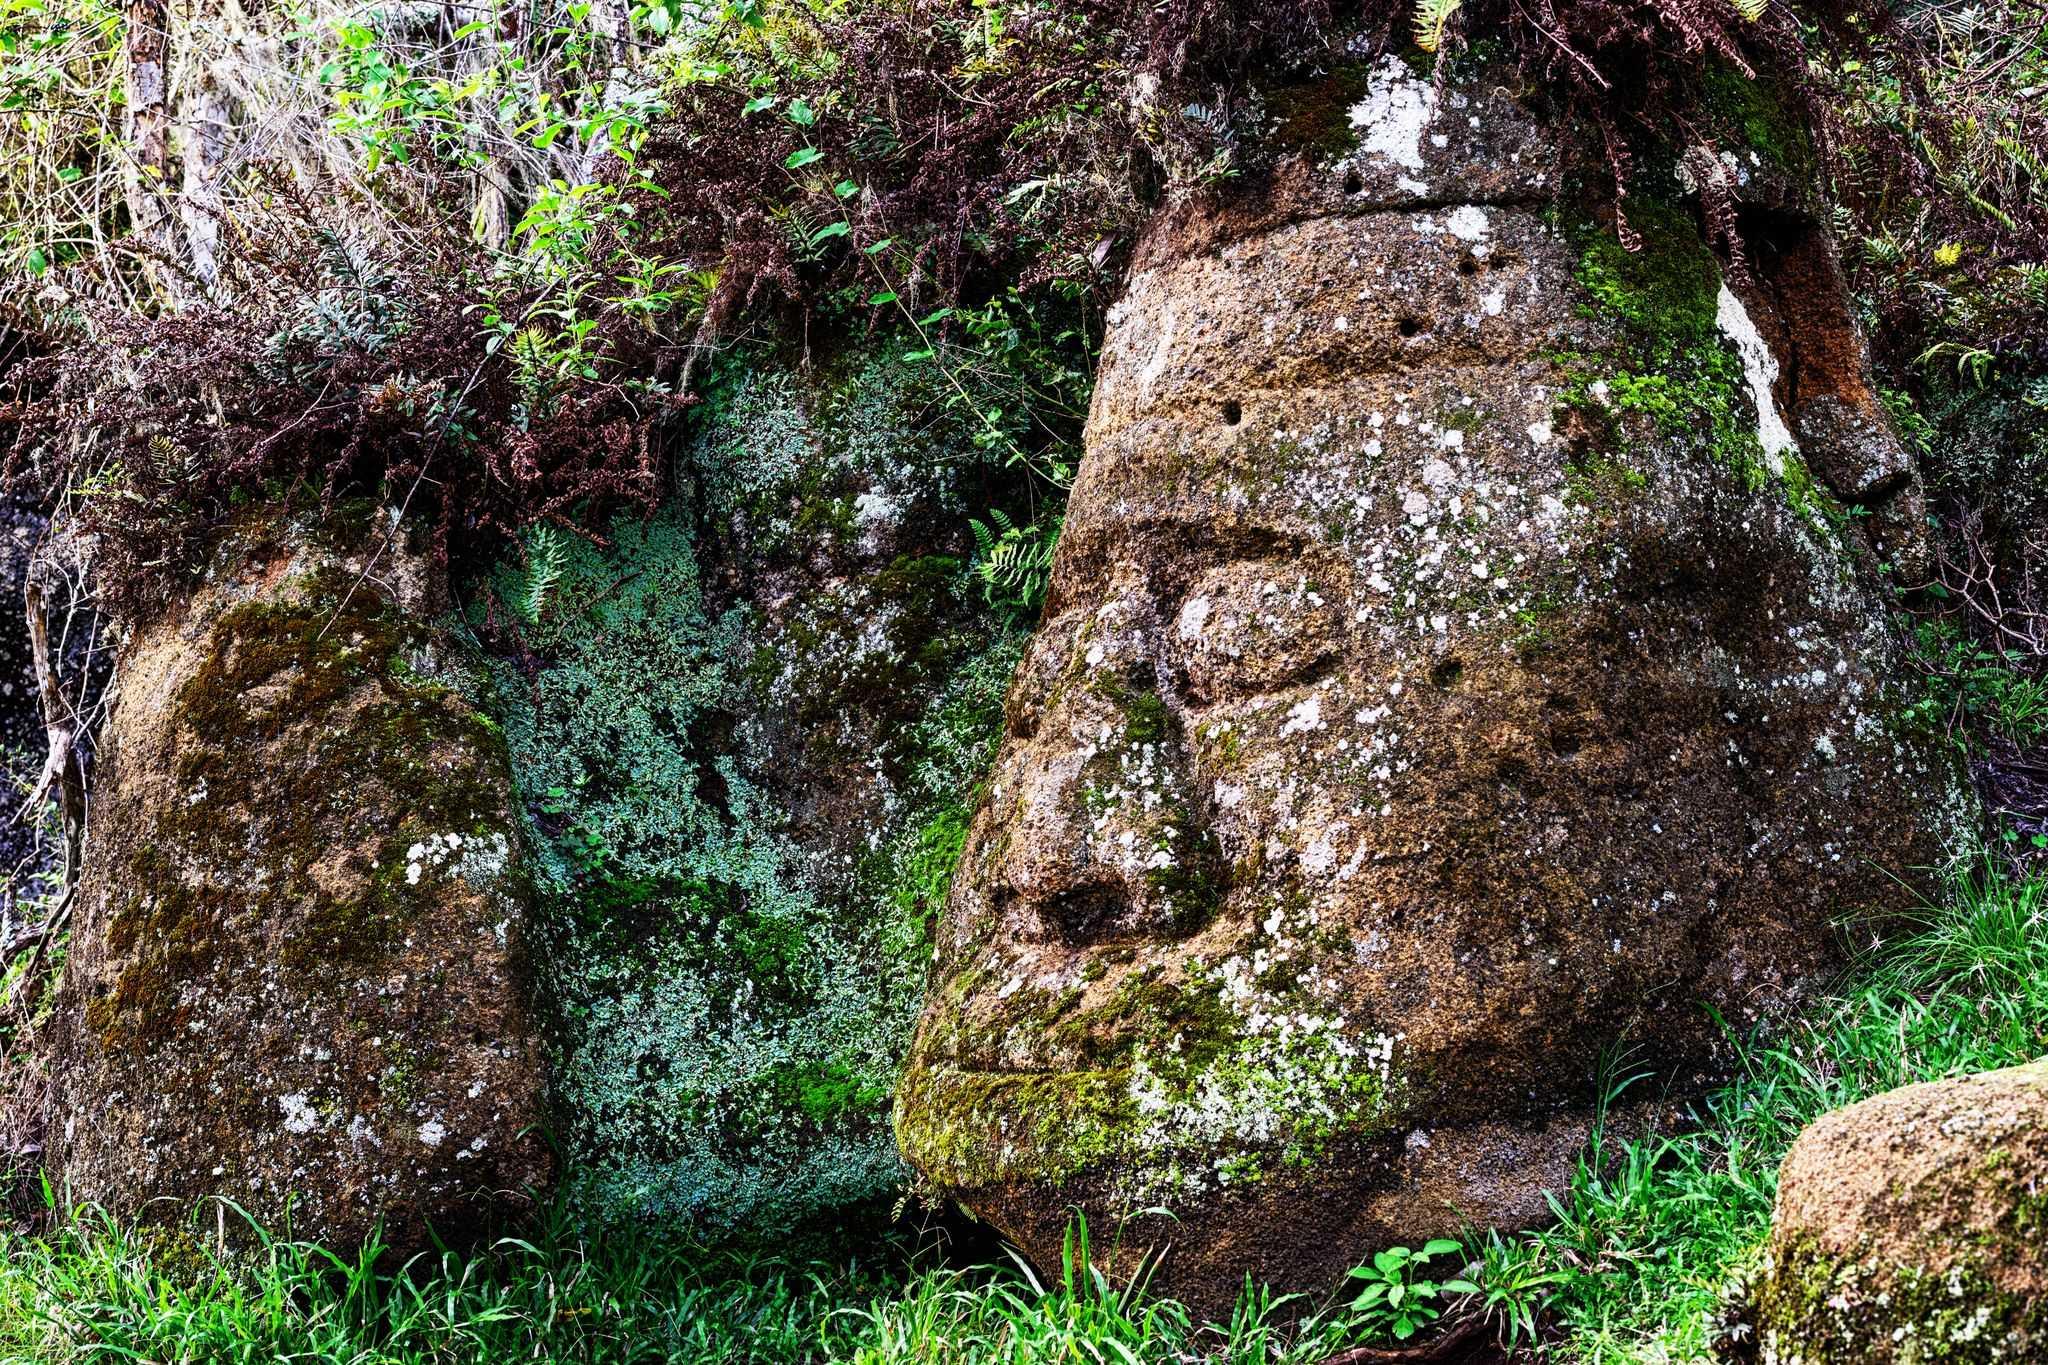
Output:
[
  {"left": 416, "top": 1119, "right": 447, "bottom": 1148},
  {"left": 1714, "top": 283, "right": 1798, "bottom": 470},
  {"left": 1348, "top": 57, "right": 1434, "bottom": 173},
  {"left": 1444, "top": 206, "right": 1491, "bottom": 242},
  {"left": 1280, "top": 696, "right": 1323, "bottom": 737},
  {"left": 280, "top": 1093, "right": 318, "bottom": 1135}
]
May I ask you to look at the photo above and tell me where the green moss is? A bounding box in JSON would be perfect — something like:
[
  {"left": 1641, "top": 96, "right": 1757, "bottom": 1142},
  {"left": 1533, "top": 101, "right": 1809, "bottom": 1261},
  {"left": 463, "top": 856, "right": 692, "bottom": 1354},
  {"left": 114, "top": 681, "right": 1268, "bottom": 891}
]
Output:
[
  {"left": 1700, "top": 64, "right": 1813, "bottom": 174},
  {"left": 88, "top": 562, "right": 518, "bottom": 1055},
  {"left": 1259, "top": 60, "right": 1371, "bottom": 160},
  {"left": 894, "top": 1065, "right": 1134, "bottom": 1189},
  {"left": 1748, "top": 1235, "right": 2047, "bottom": 1362},
  {"left": 1566, "top": 194, "right": 1847, "bottom": 538},
  {"left": 475, "top": 348, "right": 1033, "bottom": 1236},
  {"left": 1572, "top": 195, "right": 1723, "bottom": 337},
  {"left": 764, "top": 1058, "right": 895, "bottom": 1127},
  {"left": 905, "top": 947, "right": 1408, "bottom": 1215}
]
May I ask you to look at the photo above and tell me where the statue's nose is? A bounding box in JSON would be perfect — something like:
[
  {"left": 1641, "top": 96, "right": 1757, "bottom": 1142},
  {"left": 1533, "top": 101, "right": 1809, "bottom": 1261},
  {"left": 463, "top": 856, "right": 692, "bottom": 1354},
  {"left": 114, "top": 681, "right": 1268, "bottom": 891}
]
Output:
[{"left": 985, "top": 668, "right": 1224, "bottom": 948}]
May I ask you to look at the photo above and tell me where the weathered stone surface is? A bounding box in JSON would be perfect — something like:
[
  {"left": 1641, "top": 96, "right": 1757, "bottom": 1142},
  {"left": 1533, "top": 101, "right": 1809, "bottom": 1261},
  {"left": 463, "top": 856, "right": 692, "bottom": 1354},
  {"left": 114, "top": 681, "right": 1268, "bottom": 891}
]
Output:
[
  {"left": 1725, "top": 1059, "right": 2048, "bottom": 1362},
  {"left": 897, "top": 60, "right": 1966, "bottom": 1308},
  {"left": 480, "top": 346, "right": 1031, "bottom": 1232},
  {"left": 49, "top": 511, "right": 551, "bottom": 1249}
]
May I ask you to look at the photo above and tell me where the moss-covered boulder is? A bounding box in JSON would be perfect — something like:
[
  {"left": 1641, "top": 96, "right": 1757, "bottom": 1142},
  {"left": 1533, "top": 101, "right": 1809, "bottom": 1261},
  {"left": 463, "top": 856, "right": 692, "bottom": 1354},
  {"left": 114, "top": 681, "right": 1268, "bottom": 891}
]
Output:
[
  {"left": 896, "top": 61, "right": 1966, "bottom": 1309},
  {"left": 48, "top": 512, "right": 551, "bottom": 1250},
  {"left": 477, "top": 345, "right": 1035, "bottom": 1233},
  {"left": 1725, "top": 1059, "right": 2048, "bottom": 1362}
]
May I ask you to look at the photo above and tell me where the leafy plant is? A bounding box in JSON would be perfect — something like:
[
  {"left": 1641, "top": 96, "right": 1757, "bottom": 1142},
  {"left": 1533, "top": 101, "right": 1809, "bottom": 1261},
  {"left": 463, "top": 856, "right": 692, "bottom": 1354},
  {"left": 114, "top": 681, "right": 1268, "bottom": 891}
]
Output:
[
  {"left": 1343, "top": 1239, "right": 1478, "bottom": 1343},
  {"left": 513, "top": 524, "right": 570, "bottom": 625},
  {"left": 1412, "top": 0, "right": 1462, "bottom": 53},
  {"left": 1905, "top": 616, "right": 2048, "bottom": 747},
  {"left": 967, "top": 508, "right": 1060, "bottom": 621},
  {"left": 1471, "top": 1231, "right": 1567, "bottom": 1348}
]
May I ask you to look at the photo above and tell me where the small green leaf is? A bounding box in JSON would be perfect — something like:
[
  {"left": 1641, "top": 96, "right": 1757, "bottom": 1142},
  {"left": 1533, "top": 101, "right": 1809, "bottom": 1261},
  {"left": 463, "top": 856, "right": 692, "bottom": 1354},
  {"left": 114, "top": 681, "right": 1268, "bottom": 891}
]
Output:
[
  {"left": 810, "top": 220, "right": 850, "bottom": 244},
  {"left": 833, "top": 179, "right": 859, "bottom": 199},
  {"left": 785, "top": 146, "right": 823, "bottom": 169},
  {"left": 1421, "top": 1238, "right": 1462, "bottom": 1258},
  {"left": 866, "top": 290, "right": 897, "bottom": 305},
  {"left": 786, "top": 98, "right": 815, "bottom": 126},
  {"left": 743, "top": 94, "right": 776, "bottom": 115}
]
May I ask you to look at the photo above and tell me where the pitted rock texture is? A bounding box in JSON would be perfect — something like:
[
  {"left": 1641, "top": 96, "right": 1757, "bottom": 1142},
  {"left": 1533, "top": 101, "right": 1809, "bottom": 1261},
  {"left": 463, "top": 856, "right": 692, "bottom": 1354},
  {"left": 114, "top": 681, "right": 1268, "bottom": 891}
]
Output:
[
  {"left": 1726, "top": 1060, "right": 2048, "bottom": 1362},
  {"left": 897, "top": 62, "right": 1964, "bottom": 1309},
  {"left": 49, "top": 511, "right": 551, "bottom": 1250}
]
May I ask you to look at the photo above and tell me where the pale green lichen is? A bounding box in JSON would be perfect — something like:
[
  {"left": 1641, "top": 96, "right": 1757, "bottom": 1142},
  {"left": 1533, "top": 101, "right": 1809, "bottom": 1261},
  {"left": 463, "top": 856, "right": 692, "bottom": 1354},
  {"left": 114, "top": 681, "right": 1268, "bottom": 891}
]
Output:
[
  {"left": 899, "top": 887, "right": 1408, "bottom": 1218},
  {"left": 1730, "top": 1237, "right": 2047, "bottom": 1363},
  {"left": 475, "top": 348, "right": 1032, "bottom": 1234}
]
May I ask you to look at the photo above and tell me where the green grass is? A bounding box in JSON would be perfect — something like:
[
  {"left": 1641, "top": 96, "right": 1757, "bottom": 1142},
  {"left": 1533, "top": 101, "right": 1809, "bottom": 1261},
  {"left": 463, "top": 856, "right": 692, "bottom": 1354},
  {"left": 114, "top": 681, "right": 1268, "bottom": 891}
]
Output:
[
  {"left": 0, "top": 1200, "right": 1383, "bottom": 1364},
  {"left": 1, "top": 869, "right": 2042, "bottom": 1362},
  {"left": 1486, "top": 866, "right": 2048, "bottom": 1361}
]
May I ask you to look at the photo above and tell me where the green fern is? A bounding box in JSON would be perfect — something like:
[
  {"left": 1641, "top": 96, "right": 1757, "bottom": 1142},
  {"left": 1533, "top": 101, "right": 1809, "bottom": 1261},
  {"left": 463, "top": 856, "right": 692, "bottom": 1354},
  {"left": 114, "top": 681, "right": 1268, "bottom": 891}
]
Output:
[
  {"left": 967, "top": 509, "right": 1060, "bottom": 620},
  {"left": 1732, "top": 0, "right": 1768, "bottom": 21},
  {"left": 516, "top": 524, "right": 569, "bottom": 625},
  {"left": 1413, "top": 0, "right": 1462, "bottom": 52}
]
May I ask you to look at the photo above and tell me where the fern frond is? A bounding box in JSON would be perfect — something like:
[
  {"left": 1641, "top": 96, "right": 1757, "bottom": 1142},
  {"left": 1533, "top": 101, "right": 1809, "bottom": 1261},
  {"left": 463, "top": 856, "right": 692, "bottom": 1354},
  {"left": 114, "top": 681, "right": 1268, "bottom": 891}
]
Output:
[
  {"left": 518, "top": 524, "right": 569, "bottom": 625},
  {"left": 967, "top": 510, "right": 1061, "bottom": 620},
  {"left": 1414, "top": 0, "right": 1462, "bottom": 52},
  {"left": 1732, "top": 0, "right": 1767, "bottom": 22}
]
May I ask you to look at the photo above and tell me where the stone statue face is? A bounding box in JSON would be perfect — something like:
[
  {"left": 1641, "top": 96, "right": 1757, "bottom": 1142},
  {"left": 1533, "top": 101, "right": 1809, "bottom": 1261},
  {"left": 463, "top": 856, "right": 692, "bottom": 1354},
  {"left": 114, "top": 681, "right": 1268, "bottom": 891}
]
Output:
[{"left": 898, "top": 59, "right": 1961, "bottom": 1306}]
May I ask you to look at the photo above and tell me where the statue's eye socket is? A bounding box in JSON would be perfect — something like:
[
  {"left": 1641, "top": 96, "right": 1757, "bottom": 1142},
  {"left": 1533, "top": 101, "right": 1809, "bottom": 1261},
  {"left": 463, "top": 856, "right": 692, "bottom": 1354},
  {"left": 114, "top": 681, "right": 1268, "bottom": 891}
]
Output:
[{"left": 1172, "top": 567, "right": 1345, "bottom": 707}]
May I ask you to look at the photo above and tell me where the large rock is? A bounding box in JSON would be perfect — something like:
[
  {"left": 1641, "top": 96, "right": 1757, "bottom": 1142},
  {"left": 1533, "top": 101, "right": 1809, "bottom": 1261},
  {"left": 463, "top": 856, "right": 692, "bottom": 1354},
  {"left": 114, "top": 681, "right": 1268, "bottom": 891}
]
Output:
[
  {"left": 896, "top": 60, "right": 1966, "bottom": 1308},
  {"left": 49, "top": 511, "right": 551, "bottom": 1248},
  {"left": 1726, "top": 1060, "right": 2048, "bottom": 1362},
  {"left": 480, "top": 346, "right": 1033, "bottom": 1231}
]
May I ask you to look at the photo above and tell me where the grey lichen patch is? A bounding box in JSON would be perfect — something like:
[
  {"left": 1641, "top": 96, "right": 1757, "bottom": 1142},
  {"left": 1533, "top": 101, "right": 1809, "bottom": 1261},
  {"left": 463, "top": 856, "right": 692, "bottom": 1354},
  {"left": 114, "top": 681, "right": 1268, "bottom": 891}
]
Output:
[
  {"left": 1730, "top": 1238, "right": 2046, "bottom": 1363},
  {"left": 477, "top": 345, "right": 1032, "bottom": 1236}
]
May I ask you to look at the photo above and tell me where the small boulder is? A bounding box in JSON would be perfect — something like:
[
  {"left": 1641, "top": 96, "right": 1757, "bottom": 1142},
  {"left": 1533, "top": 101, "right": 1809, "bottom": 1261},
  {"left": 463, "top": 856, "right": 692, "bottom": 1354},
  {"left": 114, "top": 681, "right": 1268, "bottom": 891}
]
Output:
[
  {"left": 48, "top": 511, "right": 552, "bottom": 1250},
  {"left": 1726, "top": 1059, "right": 2048, "bottom": 1363}
]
